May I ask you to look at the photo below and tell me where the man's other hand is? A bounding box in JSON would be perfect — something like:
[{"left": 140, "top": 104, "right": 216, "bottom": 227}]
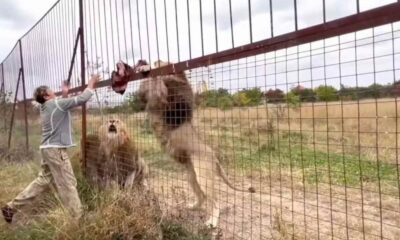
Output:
[{"left": 62, "top": 81, "right": 70, "bottom": 98}]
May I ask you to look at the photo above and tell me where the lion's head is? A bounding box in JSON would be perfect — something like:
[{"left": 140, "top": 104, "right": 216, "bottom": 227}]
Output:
[{"left": 98, "top": 117, "right": 129, "bottom": 147}]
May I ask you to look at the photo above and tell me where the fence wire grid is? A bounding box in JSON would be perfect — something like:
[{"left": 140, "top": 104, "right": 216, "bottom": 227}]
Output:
[{"left": 1, "top": 0, "right": 400, "bottom": 239}]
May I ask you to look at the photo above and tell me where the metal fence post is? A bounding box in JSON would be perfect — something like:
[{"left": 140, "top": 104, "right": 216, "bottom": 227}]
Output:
[
  {"left": 0, "top": 64, "right": 3, "bottom": 93},
  {"left": 19, "top": 40, "right": 29, "bottom": 150},
  {"left": 79, "top": 0, "right": 87, "bottom": 174},
  {"left": 8, "top": 69, "right": 22, "bottom": 149},
  {"left": 0, "top": 64, "right": 5, "bottom": 131}
]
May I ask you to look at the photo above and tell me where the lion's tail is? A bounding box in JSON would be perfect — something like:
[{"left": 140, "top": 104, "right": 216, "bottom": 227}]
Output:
[{"left": 216, "top": 162, "right": 256, "bottom": 193}]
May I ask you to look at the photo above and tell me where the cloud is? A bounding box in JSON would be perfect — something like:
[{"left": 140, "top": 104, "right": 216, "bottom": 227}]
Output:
[
  {"left": 0, "top": 1, "right": 35, "bottom": 28},
  {"left": 0, "top": 0, "right": 58, "bottom": 61}
]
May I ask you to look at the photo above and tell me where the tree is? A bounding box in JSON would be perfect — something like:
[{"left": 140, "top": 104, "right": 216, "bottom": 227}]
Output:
[
  {"left": 200, "top": 88, "right": 231, "bottom": 107},
  {"left": 315, "top": 85, "right": 338, "bottom": 102},
  {"left": 233, "top": 87, "right": 263, "bottom": 106},
  {"left": 124, "top": 91, "right": 145, "bottom": 112},
  {"left": 197, "top": 88, "right": 234, "bottom": 109},
  {"left": 367, "top": 83, "right": 386, "bottom": 99},
  {"left": 0, "top": 91, "right": 12, "bottom": 132},
  {"left": 265, "top": 89, "right": 285, "bottom": 103},
  {"left": 291, "top": 85, "right": 316, "bottom": 102},
  {"left": 286, "top": 92, "right": 300, "bottom": 108},
  {"left": 390, "top": 81, "right": 400, "bottom": 97}
]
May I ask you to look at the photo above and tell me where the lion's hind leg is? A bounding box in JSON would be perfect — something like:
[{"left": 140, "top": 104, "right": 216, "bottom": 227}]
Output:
[
  {"left": 191, "top": 153, "right": 220, "bottom": 228},
  {"left": 124, "top": 171, "right": 136, "bottom": 189},
  {"left": 186, "top": 161, "right": 206, "bottom": 210}
]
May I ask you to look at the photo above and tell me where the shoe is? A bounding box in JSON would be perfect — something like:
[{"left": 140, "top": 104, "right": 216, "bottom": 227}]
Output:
[{"left": 1, "top": 205, "right": 15, "bottom": 223}]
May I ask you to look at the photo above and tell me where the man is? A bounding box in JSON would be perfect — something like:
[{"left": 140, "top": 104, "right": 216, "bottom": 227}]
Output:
[{"left": 1, "top": 74, "right": 101, "bottom": 223}]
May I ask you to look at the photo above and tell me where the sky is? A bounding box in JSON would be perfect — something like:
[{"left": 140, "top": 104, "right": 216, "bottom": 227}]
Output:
[
  {"left": 0, "top": 0, "right": 399, "bottom": 104},
  {"left": 0, "top": 0, "right": 58, "bottom": 61}
]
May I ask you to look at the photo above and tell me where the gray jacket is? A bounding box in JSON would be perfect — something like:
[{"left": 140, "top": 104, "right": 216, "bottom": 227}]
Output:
[{"left": 39, "top": 88, "right": 94, "bottom": 149}]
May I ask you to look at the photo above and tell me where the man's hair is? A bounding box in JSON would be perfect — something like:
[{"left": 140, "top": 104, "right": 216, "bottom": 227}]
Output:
[{"left": 33, "top": 86, "right": 50, "bottom": 104}]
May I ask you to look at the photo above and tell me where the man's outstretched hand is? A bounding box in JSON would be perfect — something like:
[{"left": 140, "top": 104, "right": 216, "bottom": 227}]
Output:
[{"left": 87, "top": 74, "right": 102, "bottom": 90}]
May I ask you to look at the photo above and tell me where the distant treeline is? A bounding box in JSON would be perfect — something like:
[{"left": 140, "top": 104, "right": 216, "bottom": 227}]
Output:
[
  {"left": 265, "top": 81, "right": 400, "bottom": 104},
  {"left": 103, "top": 80, "right": 400, "bottom": 112}
]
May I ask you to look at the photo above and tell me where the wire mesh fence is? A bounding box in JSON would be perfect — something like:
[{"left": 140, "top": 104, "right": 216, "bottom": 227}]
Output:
[{"left": 1, "top": 0, "right": 400, "bottom": 239}]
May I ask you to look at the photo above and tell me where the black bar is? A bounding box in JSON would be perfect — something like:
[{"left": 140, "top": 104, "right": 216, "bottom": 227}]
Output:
[
  {"left": 229, "top": 0, "right": 234, "bottom": 47},
  {"left": 269, "top": 0, "right": 274, "bottom": 37},
  {"left": 79, "top": 0, "right": 87, "bottom": 174},
  {"left": 186, "top": 0, "right": 192, "bottom": 58},
  {"left": 248, "top": 0, "right": 253, "bottom": 43},
  {"left": 128, "top": 0, "right": 135, "bottom": 61},
  {"left": 213, "top": 0, "right": 218, "bottom": 52},
  {"left": 136, "top": 0, "right": 143, "bottom": 60},
  {"left": 8, "top": 69, "right": 22, "bottom": 149},
  {"left": 0, "top": 64, "right": 4, "bottom": 93},
  {"left": 1, "top": 64, "right": 5, "bottom": 131},
  {"left": 294, "top": 0, "right": 298, "bottom": 31},
  {"left": 114, "top": 0, "right": 121, "bottom": 60},
  {"left": 154, "top": 0, "right": 160, "bottom": 61},
  {"left": 18, "top": 40, "right": 29, "bottom": 150},
  {"left": 199, "top": 0, "right": 204, "bottom": 55},
  {"left": 163, "top": 0, "right": 170, "bottom": 62},
  {"left": 144, "top": 0, "right": 151, "bottom": 63},
  {"left": 67, "top": 30, "right": 81, "bottom": 84},
  {"left": 174, "top": 0, "right": 180, "bottom": 61},
  {"left": 121, "top": 0, "right": 128, "bottom": 61}
]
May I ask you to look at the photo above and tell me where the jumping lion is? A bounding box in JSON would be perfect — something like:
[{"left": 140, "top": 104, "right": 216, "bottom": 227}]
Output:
[{"left": 112, "top": 60, "right": 255, "bottom": 228}]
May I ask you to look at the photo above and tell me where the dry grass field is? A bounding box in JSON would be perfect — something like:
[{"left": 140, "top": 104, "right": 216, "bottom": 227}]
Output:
[{"left": 1, "top": 97, "right": 400, "bottom": 239}]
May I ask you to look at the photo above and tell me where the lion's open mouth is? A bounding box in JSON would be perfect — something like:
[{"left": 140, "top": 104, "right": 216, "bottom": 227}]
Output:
[{"left": 108, "top": 124, "right": 117, "bottom": 133}]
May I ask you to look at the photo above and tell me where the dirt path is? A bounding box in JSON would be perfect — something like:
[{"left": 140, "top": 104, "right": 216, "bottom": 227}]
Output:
[{"left": 149, "top": 170, "right": 400, "bottom": 240}]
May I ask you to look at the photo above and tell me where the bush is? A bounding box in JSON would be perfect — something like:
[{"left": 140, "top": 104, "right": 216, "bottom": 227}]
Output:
[
  {"left": 218, "top": 95, "right": 234, "bottom": 110},
  {"left": 286, "top": 92, "right": 300, "bottom": 108},
  {"left": 241, "top": 87, "right": 263, "bottom": 106},
  {"left": 103, "top": 91, "right": 145, "bottom": 114},
  {"left": 233, "top": 92, "right": 251, "bottom": 107},
  {"left": 367, "top": 83, "right": 384, "bottom": 98},
  {"left": 233, "top": 88, "right": 263, "bottom": 107},
  {"left": 199, "top": 88, "right": 234, "bottom": 110},
  {"left": 290, "top": 86, "right": 316, "bottom": 102},
  {"left": 0, "top": 91, "right": 12, "bottom": 132},
  {"left": 315, "top": 85, "right": 338, "bottom": 102},
  {"left": 125, "top": 91, "right": 145, "bottom": 112}
]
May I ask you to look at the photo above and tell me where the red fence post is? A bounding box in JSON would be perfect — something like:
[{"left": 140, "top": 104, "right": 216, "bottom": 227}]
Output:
[
  {"left": 19, "top": 40, "right": 29, "bottom": 150},
  {"left": 79, "top": 0, "right": 87, "bottom": 174}
]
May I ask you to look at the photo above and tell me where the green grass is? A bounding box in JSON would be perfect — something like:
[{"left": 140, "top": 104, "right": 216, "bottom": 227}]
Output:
[{"left": 216, "top": 129, "right": 399, "bottom": 191}]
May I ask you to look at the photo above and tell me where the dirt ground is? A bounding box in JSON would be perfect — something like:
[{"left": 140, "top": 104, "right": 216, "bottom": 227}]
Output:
[{"left": 148, "top": 168, "right": 400, "bottom": 240}]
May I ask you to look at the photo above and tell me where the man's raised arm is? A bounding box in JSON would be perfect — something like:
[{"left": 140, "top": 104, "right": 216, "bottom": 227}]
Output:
[{"left": 56, "top": 75, "right": 101, "bottom": 111}]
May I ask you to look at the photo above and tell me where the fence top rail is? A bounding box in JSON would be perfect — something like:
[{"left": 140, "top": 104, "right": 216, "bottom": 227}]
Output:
[{"left": 0, "top": 0, "right": 61, "bottom": 64}]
